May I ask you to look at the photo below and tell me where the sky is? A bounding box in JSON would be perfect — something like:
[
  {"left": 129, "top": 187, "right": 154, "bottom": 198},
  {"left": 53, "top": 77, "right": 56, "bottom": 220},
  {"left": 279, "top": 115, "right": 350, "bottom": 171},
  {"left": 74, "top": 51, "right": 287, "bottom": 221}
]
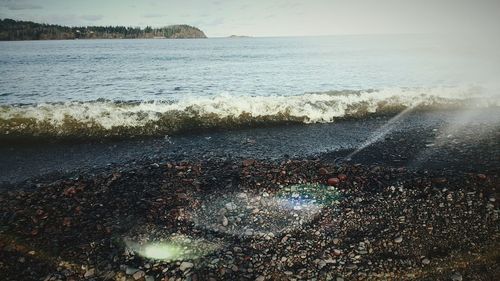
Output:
[{"left": 1, "top": 0, "right": 499, "bottom": 37}]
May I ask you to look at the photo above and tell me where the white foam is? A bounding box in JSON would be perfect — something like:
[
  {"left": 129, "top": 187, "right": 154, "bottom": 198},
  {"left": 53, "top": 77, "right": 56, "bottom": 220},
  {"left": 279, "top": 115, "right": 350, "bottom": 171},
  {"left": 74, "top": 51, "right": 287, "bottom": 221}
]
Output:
[{"left": 0, "top": 86, "right": 497, "bottom": 134}]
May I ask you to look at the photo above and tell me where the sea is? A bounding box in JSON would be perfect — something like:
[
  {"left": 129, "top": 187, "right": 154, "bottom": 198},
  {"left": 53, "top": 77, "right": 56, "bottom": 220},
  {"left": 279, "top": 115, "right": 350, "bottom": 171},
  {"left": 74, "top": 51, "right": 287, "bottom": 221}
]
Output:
[{"left": 0, "top": 34, "right": 499, "bottom": 138}]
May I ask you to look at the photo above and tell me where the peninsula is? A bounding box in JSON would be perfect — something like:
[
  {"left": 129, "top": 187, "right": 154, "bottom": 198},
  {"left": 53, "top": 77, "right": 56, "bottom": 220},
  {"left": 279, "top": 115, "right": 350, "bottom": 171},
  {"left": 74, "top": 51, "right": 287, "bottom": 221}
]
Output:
[{"left": 0, "top": 18, "right": 207, "bottom": 41}]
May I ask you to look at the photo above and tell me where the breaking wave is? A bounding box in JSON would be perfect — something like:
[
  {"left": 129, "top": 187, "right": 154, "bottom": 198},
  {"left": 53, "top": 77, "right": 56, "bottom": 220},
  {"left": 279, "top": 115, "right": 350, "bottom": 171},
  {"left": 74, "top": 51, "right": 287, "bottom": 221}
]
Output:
[{"left": 0, "top": 87, "right": 498, "bottom": 139}]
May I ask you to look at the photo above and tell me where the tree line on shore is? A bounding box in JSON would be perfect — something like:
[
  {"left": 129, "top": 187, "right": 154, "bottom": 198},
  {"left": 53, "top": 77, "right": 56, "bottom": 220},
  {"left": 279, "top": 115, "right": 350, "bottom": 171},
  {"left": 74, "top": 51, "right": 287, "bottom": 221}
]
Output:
[{"left": 0, "top": 18, "right": 206, "bottom": 40}]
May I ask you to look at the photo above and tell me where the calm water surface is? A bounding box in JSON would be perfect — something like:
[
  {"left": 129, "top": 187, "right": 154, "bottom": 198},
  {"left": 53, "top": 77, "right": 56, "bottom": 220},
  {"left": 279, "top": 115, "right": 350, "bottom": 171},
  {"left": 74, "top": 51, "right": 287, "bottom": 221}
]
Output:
[{"left": 0, "top": 35, "right": 490, "bottom": 104}]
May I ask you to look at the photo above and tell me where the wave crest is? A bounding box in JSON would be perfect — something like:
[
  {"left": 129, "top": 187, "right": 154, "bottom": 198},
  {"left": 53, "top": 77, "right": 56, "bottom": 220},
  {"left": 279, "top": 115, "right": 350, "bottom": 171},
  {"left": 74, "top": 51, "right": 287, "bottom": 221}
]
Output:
[{"left": 0, "top": 87, "right": 497, "bottom": 138}]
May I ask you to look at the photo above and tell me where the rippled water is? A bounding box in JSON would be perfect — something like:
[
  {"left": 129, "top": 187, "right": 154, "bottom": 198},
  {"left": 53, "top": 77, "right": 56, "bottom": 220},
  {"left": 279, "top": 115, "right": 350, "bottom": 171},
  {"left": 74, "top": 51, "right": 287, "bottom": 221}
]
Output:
[
  {"left": 0, "top": 35, "right": 498, "bottom": 138},
  {"left": 0, "top": 35, "right": 491, "bottom": 104}
]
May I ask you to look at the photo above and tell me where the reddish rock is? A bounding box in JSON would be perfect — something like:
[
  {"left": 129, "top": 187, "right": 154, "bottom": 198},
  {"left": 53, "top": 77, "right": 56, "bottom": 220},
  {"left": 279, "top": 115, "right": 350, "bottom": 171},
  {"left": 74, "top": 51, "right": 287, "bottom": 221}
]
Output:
[
  {"left": 62, "top": 217, "right": 72, "bottom": 227},
  {"left": 242, "top": 159, "right": 256, "bottom": 167},
  {"left": 327, "top": 177, "right": 340, "bottom": 186},
  {"left": 319, "top": 168, "right": 329, "bottom": 175},
  {"left": 432, "top": 177, "right": 447, "bottom": 184},
  {"left": 477, "top": 174, "right": 487, "bottom": 180},
  {"left": 63, "top": 187, "right": 77, "bottom": 197},
  {"left": 338, "top": 174, "right": 348, "bottom": 181}
]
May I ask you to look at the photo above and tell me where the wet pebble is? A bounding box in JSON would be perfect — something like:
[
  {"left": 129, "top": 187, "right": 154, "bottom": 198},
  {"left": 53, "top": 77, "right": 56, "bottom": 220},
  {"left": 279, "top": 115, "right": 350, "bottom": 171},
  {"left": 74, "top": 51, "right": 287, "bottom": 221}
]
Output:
[
  {"left": 132, "top": 270, "right": 145, "bottom": 280},
  {"left": 327, "top": 177, "right": 340, "bottom": 186},
  {"left": 451, "top": 272, "right": 463, "bottom": 281},
  {"left": 179, "top": 262, "right": 194, "bottom": 271}
]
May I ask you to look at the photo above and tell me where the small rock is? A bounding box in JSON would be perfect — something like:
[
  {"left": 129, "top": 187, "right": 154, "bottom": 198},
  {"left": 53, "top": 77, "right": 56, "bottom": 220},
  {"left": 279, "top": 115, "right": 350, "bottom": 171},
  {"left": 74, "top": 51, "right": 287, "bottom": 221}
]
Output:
[
  {"left": 225, "top": 202, "right": 236, "bottom": 211},
  {"left": 145, "top": 276, "right": 155, "bottom": 281},
  {"left": 125, "top": 267, "right": 139, "bottom": 275},
  {"left": 394, "top": 236, "right": 403, "bottom": 243},
  {"left": 432, "top": 177, "right": 447, "bottom": 184},
  {"left": 422, "top": 258, "right": 430, "bottom": 265},
  {"left": 451, "top": 272, "right": 462, "bottom": 281},
  {"left": 255, "top": 276, "right": 265, "bottom": 281},
  {"left": 319, "top": 168, "right": 329, "bottom": 175},
  {"left": 84, "top": 268, "right": 95, "bottom": 278},
  {"left": 132, "top": 270, "right": 145, "bottom": 280},
  {"left": 327, "top": 177, "right": 340, "bottom": 186},
  {"left": 338, "top": 174, "right": 348, "bottom": 181},
  {"left": 179, "top": 262, "right": 194, "bottom": 271},
  {"left": 222, "top": 216, "right": 228, "bottom": 226},
  {"left": 242, "top": 159, "right": 256, "bottom": 167},
  {"left": 345, "top": 264, "right": 357, "bottom": 270}
]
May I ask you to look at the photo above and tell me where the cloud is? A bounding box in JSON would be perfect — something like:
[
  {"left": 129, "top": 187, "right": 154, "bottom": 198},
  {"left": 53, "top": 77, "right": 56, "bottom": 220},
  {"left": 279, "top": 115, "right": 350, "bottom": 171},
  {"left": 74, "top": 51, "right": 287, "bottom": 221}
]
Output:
[
  {"left": 80, "top": 15, "right": 103, "bottom": 21},
  {"left": 200, "top": 17, "right": 225, "bottom": 27},
  {"left": 2, "top": 2, "right": 43, "bottom": 10},
  {"left": 143, "top": 13, "right": 166, "bottom": 18}
]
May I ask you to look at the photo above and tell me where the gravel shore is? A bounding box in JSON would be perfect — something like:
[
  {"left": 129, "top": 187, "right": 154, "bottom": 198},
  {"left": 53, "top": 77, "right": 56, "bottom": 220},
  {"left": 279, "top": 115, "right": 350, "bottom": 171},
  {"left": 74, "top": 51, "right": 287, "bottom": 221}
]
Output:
[
  {"left": 1, "top": 156, "right": 498, "bottom": 280},
  {"left": 0, "top": 110, "right": 499, "bottom": 280}
]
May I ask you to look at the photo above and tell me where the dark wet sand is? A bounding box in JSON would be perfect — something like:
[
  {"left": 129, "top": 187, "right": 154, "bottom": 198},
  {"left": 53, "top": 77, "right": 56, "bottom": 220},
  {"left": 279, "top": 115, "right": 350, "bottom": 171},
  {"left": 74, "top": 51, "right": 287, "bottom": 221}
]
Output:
[{"left": 0, "top": 108, "right": 499, "bottom": 280}]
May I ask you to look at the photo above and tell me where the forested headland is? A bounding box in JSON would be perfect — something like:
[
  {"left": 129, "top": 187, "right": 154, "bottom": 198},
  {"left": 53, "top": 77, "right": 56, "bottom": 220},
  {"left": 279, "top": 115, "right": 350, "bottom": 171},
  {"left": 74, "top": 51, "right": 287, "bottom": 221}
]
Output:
[{"left": 0, "top": 18, "right": 207, "bottom": 40}]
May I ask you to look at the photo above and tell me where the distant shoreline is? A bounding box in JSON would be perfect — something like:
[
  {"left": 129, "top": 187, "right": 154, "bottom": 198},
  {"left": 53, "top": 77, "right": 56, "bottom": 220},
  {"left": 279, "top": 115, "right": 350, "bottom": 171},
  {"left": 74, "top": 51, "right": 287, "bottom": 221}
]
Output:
[
  {"left": 0, "top": 37, "right": 209, "bottom": 42},
  {"left": 0, "top": 18, "right": 207, "bottom": 41}
]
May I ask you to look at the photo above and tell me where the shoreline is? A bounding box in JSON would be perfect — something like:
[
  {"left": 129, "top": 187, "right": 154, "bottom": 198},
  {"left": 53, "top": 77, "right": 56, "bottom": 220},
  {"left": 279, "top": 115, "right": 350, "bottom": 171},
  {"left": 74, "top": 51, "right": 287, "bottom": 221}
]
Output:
[
  {"left": 0, "top": 108, "right": 499, "bottom": 280},
  {"left": 1, "top": 108, "right": 499, "bottom": 185}
]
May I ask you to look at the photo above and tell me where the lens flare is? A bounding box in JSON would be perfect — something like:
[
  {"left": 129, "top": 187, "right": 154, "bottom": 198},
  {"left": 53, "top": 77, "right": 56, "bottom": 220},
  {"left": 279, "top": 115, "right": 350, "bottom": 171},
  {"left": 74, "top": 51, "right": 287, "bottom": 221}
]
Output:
[
  {"left": 125, "top": 234, "right": 220, "bottom": 261},
  {"left": 347, "top": 105, "right": 416, "bottom": 160},
  {"left": 191, "top": 184, "right": 340, "bottom": 237},
  {"left": 142, "top": 243, "right": 182, "bottom": 260}
]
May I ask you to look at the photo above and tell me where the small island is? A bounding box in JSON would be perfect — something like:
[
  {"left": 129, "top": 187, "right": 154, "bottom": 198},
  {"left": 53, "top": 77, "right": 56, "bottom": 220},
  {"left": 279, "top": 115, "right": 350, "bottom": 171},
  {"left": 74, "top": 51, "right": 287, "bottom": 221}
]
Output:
[
  {"left": 0, "top": 18, "right": 207, "bottom": 41},
  {"left": 228, "top": 35, "right": 250, "bottom": 38}
]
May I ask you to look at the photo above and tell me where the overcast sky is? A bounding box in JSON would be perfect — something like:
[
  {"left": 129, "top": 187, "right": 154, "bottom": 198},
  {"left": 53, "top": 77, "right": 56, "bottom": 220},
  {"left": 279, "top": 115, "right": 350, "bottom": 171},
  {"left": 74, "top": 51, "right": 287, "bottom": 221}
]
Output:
[{"left": 1, "top": 0, "right": 499, "bottom": 37}]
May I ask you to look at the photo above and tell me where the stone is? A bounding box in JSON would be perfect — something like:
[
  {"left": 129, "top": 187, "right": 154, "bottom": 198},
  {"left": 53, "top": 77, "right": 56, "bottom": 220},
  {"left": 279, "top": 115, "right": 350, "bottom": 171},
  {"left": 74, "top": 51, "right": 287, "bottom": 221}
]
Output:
[
  {"left": 345, "top": 264, "right": 357, "bottom": 270},
  {"left": 451, "top": 272, "right": 462, "bottom": 281},
  {"left": 255, "top": 276, "right": 265, "bottom": 281},
  {"left": 84, "top": 268, "right": 95, "bottom": 278},
  {"left": 327, "top": 177, "right": 340, "bottom": 186},
  {"left": 394, "top": 236, "right": 403, "bottom": 243},
  {"left": 125, "top": 267, "right": 139, "bottom": 275},
  {"left": 338, "top": 174, "right": 347, "bottom": 181},
  {"left": 225, "top": 202, "right": 236, "bottom": 211},
  {"left": 132, "top": 270, "right": 145, "bottom": 280},
  {"left": 179, "top": 262, "right": 194, "bottom": 271},
  {"left": 242, "top": 159, "right": 256, "bottom": 167},
  {"left": 222, "top": 216, "right": 228, "bottom": 226},
  {"left": 422, "top": 258, "right": 430, "bottom": 265},
  {"left": 319, "top": 168, "right": 329, "bottom": 175}
]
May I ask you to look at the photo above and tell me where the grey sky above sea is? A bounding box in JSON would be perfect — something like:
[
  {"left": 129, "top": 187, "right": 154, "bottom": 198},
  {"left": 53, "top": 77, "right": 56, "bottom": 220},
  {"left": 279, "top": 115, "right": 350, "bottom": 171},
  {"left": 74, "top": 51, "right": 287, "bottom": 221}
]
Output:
[{"left": 0, "top": 0, "right": 499, "bottom": 37}]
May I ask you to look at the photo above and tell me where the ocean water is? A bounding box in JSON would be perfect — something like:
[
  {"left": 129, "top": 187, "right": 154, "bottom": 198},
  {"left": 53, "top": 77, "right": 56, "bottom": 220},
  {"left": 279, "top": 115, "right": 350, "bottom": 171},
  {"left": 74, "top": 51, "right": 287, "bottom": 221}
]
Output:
[{"left": 0, "top": 35, "right": 498, "bottom": 138}]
